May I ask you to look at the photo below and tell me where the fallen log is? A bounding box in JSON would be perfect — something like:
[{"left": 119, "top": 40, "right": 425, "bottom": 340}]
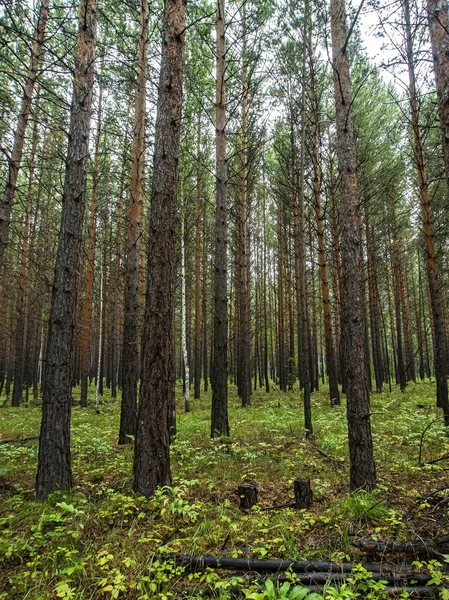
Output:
[
  {"left": 162, "top": 554, "right": 415, "bottom": 574},
  {"left": 353, "top": 538, "right": 449, "bottom": 555},
  {"left": 0, "top": 434, "right": 39, "bottom": 445}
]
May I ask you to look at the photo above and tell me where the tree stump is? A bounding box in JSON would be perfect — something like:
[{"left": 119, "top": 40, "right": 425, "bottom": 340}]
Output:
[
  {"left": 294, "top": 478, "right": 313, "bottom": 509},
  {"left": 238, "top": 482, "right": 258, "bottom": 509}
]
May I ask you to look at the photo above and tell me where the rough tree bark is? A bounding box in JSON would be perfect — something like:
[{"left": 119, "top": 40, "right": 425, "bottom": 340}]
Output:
[
  {"left": 211, "top": 0, "right": 230, "bottom": 437},
  {"left": 133, "top": 0, "right": 186, "bottom": 496},
  {"left": 79, "top": 86, "right": 103, "bottom": 408},
  {"left": 36, "top": 0, "right": 98, "bottom": 498},
  {"left": 330, "top": 0, "right": 376, "bottom": 490},
  {"left": 427, "top": 0, "right": 449, "bottom": 186},
  {"left": 0, "top": 0, "right": 49, "bottom": 272},
  {"left": 405, "top": 0, "right": 449, "bottom": 424},
  {"left": 11, "top": 114, "right": 39, "bottom": 407},
  {"left": 237, "top": 2, "right": 252, "bottom": 408},
  {"left": 119, "top": 0, "right": 149, "bottom": 445},
  {"left": 310, "top": 53, "right": 340, "bottom": 406}
]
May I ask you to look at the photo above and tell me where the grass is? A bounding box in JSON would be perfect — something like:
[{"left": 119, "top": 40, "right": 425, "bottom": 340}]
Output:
[{"left": 0, "top": 382, "right": 448, "bottom": 599}]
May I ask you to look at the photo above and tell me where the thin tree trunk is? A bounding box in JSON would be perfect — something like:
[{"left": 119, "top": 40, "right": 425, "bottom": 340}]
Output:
[
  {"left": 0, "top": 0, "right": 49, "bottom": 272},
  {"left": 119, "top": 0, "right": 149, "bottom": 444},
  {"left": 181, "top": 216, "right": 190, "bottom": 413},
  {"left": 194, "top": 119, "right": 202, "bottom": 400},
  {"left": 330, "top": 0, "right": 376, "bottom": 490},
  {"left": 12, "top": 114, "right": 39, "bottom": 406},
  {"left": 79, "top": 85, "right": 103, "bottom": 408},
  {"left": 405, "top": 0, "right": 449, "bottom": 423},
  {"left": 427, "top": 0, "right": 449, "bottom": 187},
  {"left": 36, "top": 0, "right": 98, "bottom": 498},
  {"left": 211, "top": 0, "right": 230, "bottom": 437},
  {"left": 95, "top": 256, "right": 104, "bottom": 412},
  {"left": 237, "top": 2, "right": 251, "bottom": 408},
  {"left": 310, "top": 66, "right": 340, "bottom": 405},
  {"left": 133, "top": 0, "right": 186, "bottom": 496}
]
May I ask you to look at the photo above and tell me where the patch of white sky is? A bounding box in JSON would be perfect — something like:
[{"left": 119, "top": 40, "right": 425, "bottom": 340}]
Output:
[{"left": 357, "top": 0, "right": 433, "bottom": 93}]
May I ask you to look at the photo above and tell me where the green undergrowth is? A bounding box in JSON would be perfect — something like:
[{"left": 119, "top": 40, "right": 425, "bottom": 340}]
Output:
[{"left": 0, "top": 382, "right": 449, "bottom": 598}]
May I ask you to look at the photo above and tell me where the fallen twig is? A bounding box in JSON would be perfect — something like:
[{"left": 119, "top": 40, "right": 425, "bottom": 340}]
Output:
[{"left": 0, "top": 434, "right": 39, "bottom": 445}]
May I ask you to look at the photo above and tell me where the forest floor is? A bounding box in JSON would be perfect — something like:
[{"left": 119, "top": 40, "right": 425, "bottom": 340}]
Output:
[{"left": 1, "top": 382, "right": 449, "bottom": 599}]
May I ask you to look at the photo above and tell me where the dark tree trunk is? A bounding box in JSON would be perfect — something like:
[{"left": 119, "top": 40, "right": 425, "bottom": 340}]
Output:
[
  {"left": 330, "top": 0, "right": 376, "bottom": 490},
  {"left": 428, "top": 0, "right": 449, "bottom": 188},
  {"left": 36, "top": 0, "right": 97, "bottom": 498},
  {"left": 0, "top": 0, "right": 49, "bottom": 272},
  {"left": 194, "top": 121, "right": 202, "bottom": 400},
  {"left": 133, "top": 0, "right": 186, "bottom": 496},
  {"left": 237, "top": 4, "right": 252, "bottom": 408},
  {"left": 12, "top": 115, "right": 39, "bottom": 407},
  {"left": 405, "top": 0, "right": 449, "bottom": 423},
  {"left": 211, "top": 0, "right": 230, "bottom": 437},
  {"left": 119, "top": 0, "right": 148, "bottom": 445}
]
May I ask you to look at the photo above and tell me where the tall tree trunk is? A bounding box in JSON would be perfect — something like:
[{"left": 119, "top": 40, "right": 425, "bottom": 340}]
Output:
[
  {"left": 330, "top": 0, "right": 376, "bottom": 490},
  {"left": 310, "top": 65, "right": 340, "bottom": 405},
  {"left": 237, "top": 2, "right": 251, "bottom": 408},
  {"left": 79, "top": 85, "right": 103, "bottom": 408},
  {"left": 194, "top": 119, "right": 202, "bottom": 400},
  {"left": 202, "top": 210, "right": 209, "bottom": 392},
  {"left": 119, "top": 0, "right": 149, "bottom": 445},
  {"left": 427, "top": 0, "right": 449, "bottom": 187},
  {"left": 12, "top": 114, "right": 39, "bottom": 406},
  {"left": 111, "top": 124, "right": 130, "bottom": 399},
  {"left": 133, "top": 0, "right": 186, "bottom": 496},
  {"left": 294, "top": 0, "right": 312, "bottom": 434},
  {"left": 181, "top": 215, "right": 190, "bottom": 413},
  {"left": 405, "top": 0, "right": 449, "bottom": 424},
  {"left": 36, "top": 0, "right": 98, "bottom": 498},
  {"left": 0, "top": 0, "right": 49, "bottom": 272},
  {"left": 365, "top": 209, "right": 384, "bottom": 393},
  {"left": 211, "top": 0, "right": 230, "bottom": 437}
]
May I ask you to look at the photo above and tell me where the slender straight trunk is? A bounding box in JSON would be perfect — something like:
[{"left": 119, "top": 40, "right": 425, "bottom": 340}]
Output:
[
  {"left": 386, "top": 258, "right": 398, "bottom": 383},
  {"left": 400, "top": 265, "right": 416, "bottom": 382},
  {"left": 202, "top": 211, "right": 209, "bottom": 392},
  {"left": 194, "top": 120, "right": 202, "bottom": 399},
  {"left": 405, "top": 0, "right": 449, "bottom": 424},
  {"left": 133, "top": 0, "right": 186, "bottom": 496},
  {"left": 36, "top": 0, "right": 98, "bottom": 498},
  {"left": 79, "top": 86, "right": 103, "bottom": 408},
  {"left": 427, "top": 0, "right": 449, "bottom": 187},
  {"left": 12, "top": 114, "right": 39, "bottom": 406},
  {"left": 0, "top": 0, "right": 49, "bottom": 272},
  {"left": 119, "top": 0, "right": 149, "bottom": 445},
  {"left": 365, "top": 209, "right": 384, "bottom": 393},
  {"left": 211, "top": 0, "right": 230, "bottom": 437},
  {"left": 330, "top": 0, "right": 376, "bottom": 490},
  {"left": 311, "top": 68, "right": 339, "bottom": 405},
  {"left": 392, "top": 246, "right": 407, "bottom": 391},
  {"left": 95, "top": 257, "right": 104, "bottom": 412},
  {"left": 277, "top": 219, "right": 286, "bottom": 392},
  {"left": 111, "top": 124, "right": 130, "bottom": 399},
  {"left": 237, "top": 3, "right": 251, "bottom": 408},
  {"left": 329, "top": 152, "right": 343, "bottom": 385},
  {"left": 310, "top": 228, "right": 319, "bottom": 393},
  {"left": 294, "top": 0, "right": 312, "bottom": 434},
  {"left": 237, "top": 3, "right": 251, "bottom": 407},
  {"left": 263, "top": 188, "right": 270, "bottom": 393},
  {"left": 181, "top": 217, "right": 190, "bottom": 412},
  {"left": 99, "top": 204, "right": 109, "bottom": 396}
]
